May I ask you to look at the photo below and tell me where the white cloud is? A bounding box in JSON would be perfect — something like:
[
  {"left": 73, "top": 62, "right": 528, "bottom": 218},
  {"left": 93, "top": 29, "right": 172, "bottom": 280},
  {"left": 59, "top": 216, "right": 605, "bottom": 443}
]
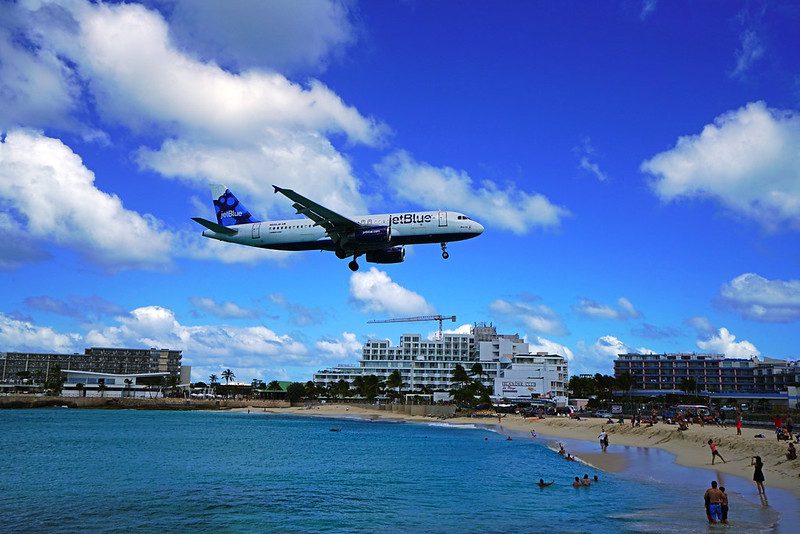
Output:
[
  {"left": 190, "top": 297, "right": 260, "bottom": 319},
  {"left": 375, "top": 151, "right": 569, "bottom": 234},
  {"left": 0, "top": 129, "right": 173, "bottom": 269},
  {"left": 642, "top": 101, "right": 800, "bottom": 230},
  {"left": 315, "top": 332, "right": 362, "bottom": 360},
  {"left": 574, "top": 137, "right": 608, "bottom": 181},
  {"left": 697, "top": 327, "right": 760, "bottom": 358},
  {"left": 527, "top": 335, "right": 575, "bottom": 361},
  {"left": 4, "top": 0, "right": 380, "bottom": 219},
  {"left": 573, "top": 335, "right": 653, "bottom": 374},
  {"left": 349, "top": 267, "right": 434, "bottom": 315},
  {"left": 426, "top": 323, "right": 473, "bottom": 340},
  {"left": 720, "top": 273, "right": 800, "bottom": 322},
  {"left": 731, "top": 29, "right": 764, "bottom": 79},
  {"left": 269, "top": 293, "right": 325, "bottom": 327},
  {"left": 165, "top": 0, "right": 356, "bottom": 73},
  {"left": 490, "top": 299, "right": 568, "bottom": 336},
  {"left": 687, "top": 316, "right": 715, "bottom": 335},
  {"left": 0, "top": 312, "right": 81, "bottom": 353},
  {"left": 574, "top": 297, "right": 640, "bottom": 320}
]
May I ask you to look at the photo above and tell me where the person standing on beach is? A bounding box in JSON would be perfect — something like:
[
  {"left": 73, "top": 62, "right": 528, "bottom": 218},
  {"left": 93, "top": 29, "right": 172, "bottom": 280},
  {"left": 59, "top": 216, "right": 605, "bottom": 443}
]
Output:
[
  {"left": 736, "top": 413, "right": 742, "bottom": 436},
  {"left": 598, "top": 429, "right": 607, "bottom": 452},
  {"left": 708, "top": 439, "right": 726, "bottom": 464},
  {"left": 719, "top": 486, "right": 728, "bottom": 524},
  {"left": 752, "top": 456, "right": 766, "bottom": 495},
  {"left": 704, "top": 481, "right": 723, "bottom": 524}
]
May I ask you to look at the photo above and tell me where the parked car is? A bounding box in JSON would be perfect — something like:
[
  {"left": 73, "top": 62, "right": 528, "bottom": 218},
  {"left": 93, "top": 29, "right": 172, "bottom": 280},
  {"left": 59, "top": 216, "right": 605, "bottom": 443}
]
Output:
[{"left": 594, "top": 410, "right": 613, "bottom": 419}]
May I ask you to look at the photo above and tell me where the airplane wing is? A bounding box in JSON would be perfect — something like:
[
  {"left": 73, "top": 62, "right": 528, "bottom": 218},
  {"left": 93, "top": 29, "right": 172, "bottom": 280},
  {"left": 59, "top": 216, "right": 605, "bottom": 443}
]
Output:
[
  {"left": 273, "top": 185, "right": 361, "bottom": 245},
  {"left": 191, "top": 217, "right": 238, "bottom": 236}
]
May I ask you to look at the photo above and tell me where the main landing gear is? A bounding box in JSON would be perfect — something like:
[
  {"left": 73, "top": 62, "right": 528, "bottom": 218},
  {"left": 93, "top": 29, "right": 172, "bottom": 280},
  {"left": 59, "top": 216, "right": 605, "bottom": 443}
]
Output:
[
  {"left": 440, "top": 242, "right": 449, "bottom": 260},
  {"left": 348, "top": 259, "right": 359, "bottom": 271}
]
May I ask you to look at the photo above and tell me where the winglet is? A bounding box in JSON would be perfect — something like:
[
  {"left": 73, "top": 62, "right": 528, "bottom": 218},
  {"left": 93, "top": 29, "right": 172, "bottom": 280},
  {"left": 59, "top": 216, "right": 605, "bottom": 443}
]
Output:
[{"left": 273, "top": 185, "right": 281, "bottom": 194}]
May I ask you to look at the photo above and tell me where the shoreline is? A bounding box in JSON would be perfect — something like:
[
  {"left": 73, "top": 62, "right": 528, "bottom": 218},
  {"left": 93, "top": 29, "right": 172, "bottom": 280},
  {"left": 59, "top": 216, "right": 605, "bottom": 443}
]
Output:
[{"left": 254, "top": 404, "right": 800, "bottom": 498}]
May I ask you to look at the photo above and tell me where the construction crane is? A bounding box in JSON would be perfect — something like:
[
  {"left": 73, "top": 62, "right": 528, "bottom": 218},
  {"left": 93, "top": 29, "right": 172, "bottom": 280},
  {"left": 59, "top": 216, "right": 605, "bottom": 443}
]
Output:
[{"left": 367, "top": 315, "right": 457, "bottom": 340}]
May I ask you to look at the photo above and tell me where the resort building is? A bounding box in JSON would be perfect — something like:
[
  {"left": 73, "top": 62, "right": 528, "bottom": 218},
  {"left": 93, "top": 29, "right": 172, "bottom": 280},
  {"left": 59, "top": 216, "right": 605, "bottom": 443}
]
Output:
[
  {"left": 61, "top": 370, "right": 172, "bottom": 398},
  {"left": 0, "top": 347, "right": 183, "bottom": 383},
  {"left": 313, "top": 323, "right": 569, "bottom": 404},
  {"left": 614, "top": 352, "right": 800, "bottom": 407}
]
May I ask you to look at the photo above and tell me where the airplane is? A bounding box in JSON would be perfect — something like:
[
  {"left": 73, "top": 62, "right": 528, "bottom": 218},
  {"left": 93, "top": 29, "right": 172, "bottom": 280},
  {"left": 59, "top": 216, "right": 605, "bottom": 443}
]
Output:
[{"left": 192, "top": 184, "right": 484, "bottom": 271}]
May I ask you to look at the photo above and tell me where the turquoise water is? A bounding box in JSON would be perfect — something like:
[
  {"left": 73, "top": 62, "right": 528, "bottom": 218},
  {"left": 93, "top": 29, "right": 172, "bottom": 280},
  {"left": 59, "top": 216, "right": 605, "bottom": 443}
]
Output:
[{"left": 0, "top": 409, "right": 780, "bottom": 533}]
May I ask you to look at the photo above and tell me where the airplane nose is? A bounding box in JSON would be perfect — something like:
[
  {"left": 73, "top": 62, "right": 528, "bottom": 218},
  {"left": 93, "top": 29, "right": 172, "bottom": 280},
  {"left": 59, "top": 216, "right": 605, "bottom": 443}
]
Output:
[{"left": 474, "top": 222, "right": 484, "bottom": 234}]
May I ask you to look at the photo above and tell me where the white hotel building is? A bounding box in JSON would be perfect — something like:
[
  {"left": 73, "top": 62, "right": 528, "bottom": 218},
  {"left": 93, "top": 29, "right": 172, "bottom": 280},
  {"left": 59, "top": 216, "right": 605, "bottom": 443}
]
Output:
[{"left": 313, "top": 323, "right": 568, "bottom": 405}]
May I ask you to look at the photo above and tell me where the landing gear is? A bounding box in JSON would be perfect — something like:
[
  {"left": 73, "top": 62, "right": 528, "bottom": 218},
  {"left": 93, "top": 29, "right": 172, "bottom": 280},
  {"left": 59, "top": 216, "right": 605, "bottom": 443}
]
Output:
[
  {"left": 335, "top": 249, "right": 348, "bottom": 260},
  {"left": 441, "top": 242, "right": 449, "bottom": 260},
  {"left": 348, "top": 259, "right": 359, "bottom": 271}
]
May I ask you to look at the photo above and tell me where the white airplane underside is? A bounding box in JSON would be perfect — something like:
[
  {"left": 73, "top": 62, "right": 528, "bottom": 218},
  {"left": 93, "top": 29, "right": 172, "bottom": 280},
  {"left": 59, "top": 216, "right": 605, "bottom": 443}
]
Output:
[{"left": 192, "top": 184, "right": 484, "bottom": 271}]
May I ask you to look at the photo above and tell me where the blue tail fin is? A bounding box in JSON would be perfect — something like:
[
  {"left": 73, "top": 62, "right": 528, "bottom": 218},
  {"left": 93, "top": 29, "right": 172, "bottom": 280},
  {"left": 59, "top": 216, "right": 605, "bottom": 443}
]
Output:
[{"left": 211, "top": 184, "right": 260, "bottom": 226}]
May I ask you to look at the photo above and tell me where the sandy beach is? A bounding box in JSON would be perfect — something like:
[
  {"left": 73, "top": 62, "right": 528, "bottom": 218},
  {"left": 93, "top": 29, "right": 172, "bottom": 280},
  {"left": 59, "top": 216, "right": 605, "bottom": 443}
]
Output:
[{"left": 250, "top": 404, "right": 800, "bottom": 498}]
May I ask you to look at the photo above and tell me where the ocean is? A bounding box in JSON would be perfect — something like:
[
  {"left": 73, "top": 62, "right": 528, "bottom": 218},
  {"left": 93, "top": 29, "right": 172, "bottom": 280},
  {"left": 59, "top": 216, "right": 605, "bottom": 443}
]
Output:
[{"left": 0, "top": 409, "right": 783, "bottom": 533}]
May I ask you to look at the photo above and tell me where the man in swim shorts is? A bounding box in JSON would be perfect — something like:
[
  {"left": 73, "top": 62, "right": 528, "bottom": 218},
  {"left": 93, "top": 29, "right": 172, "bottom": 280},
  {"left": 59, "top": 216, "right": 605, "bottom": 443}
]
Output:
[{"left": 704, "top": 481, "right": 724, "bottom": 523}]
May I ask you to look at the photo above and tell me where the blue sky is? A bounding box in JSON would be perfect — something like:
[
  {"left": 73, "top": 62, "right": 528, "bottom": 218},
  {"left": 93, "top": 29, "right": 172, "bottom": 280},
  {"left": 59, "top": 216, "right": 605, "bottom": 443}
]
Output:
[{"left": 1, "top": 0, "right": 799, "bottom": 383}]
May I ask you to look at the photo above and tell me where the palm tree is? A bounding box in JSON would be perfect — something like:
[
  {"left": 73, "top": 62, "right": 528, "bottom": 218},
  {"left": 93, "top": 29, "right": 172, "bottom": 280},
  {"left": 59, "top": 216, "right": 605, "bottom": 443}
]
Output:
[
  {"left": 470, "top": 362, "right": 487, "bottom": 384},
  {"left": 304, "top": 381, "right": 318, "bottom": 400},
  {"left": 679, "top": 377, "right": 698, "bottom": 394},
  {"left": 166, "top": 375, "right": 179, "bottom": 397},
  {"left": 386, "top": 370, "right": 403, "bottom": 401},
  {"left": 452, "top": 364, "right": 470, "bottom": 388},
  {"left": 209, "top": 374, "right": 218, "bottom": 385},
  {"left": 221, "top": 369, "right": 235, "bottom": 384},
  {"left": 266, "top": 380, "right": 283, "bottom": 399},
  {"left": 123, "top": 378, "right": 133, "bottom": 398},
  {"left": 98, "top": 382, "right": 107, "bottom": 398},
  {"left": 76, "top": 382, "right": 85, "bottom": 397}
]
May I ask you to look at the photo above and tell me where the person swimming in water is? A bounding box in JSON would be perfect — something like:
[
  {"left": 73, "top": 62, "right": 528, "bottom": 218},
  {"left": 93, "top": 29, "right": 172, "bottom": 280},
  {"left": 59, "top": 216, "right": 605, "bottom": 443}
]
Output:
[
  {"left": 582, "top": 474, "right": 591, "bottom": 486},
  {"left": 537, "top": 478, "right": 553, "bottom": 488},
  {"left": 572, "top": 477, "right": 581, "bottom": 488}
]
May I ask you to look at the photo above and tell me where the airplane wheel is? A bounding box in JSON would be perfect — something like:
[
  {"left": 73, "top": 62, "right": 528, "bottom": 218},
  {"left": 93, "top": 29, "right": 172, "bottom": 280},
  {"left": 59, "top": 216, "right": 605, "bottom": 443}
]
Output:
[
  {"left": 442, "top": 251, "right": 449, "bottom": 260},
  {"left": 348, "top": 260, "right": 359, "bottom": 271},
  {"left": 335, "top": 250, "right": 348, "bottom": 259}
]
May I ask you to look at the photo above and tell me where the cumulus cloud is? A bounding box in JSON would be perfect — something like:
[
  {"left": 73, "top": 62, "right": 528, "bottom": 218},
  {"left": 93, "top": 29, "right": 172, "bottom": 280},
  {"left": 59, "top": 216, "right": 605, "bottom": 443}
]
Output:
[
  {"left": 574, "top": 137, "right": 608, "bottom": 181},
  {"left": 164, "top": 0, "right": 356, "bottom": 73},
  {"left": 349, "top": 267, "right": 435, "bottom": 315},
  {"left": 375, "top": 151, "right": 569, "bottom": 234},
  {"left": 642, "top": 101, "right": 800, "bottom": 230},
  {"left": 731, "top": 29, "right": 764, "bottom": 78},
  {"left": 3, "top": 0, "right": 380, "bottom": 221},
  {"left": 527, "top": 335, "right": 575, "bottom": 361},
  {"left": 490, "top": 299, "right": 568, "bottom": 336},
  {"left": 0, "top": 129, "right": 173, "bottom": 269},
  {"left": 720, "top": 273, "right": 800, "bottom": 322},
  {"left": 0, "top": 312, "right": 81, "bottom": 353},
  {"left": 315, "top": 332, "right": 362, "bottom": 360},
  {"left": 573, "top": 335, "right": 654, "bottom": 374},
  {"left": 190, "top": 297, "right": 260, "bottom": 319},
  {"left": 687, "top": 316, "right": 715, "bottom": 335},
  {"left": 574, "top": 297, "right": 640, "bottom": 320},
  {"left": 696, "top": 327, "right": 760, "bottom": 358}
]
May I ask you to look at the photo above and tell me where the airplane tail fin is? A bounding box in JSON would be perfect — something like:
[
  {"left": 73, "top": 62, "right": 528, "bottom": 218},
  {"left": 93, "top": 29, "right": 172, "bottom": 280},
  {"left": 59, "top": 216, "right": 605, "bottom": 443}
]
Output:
[{"left": 211, "top": 184, "right": 260, "bottom": 226}]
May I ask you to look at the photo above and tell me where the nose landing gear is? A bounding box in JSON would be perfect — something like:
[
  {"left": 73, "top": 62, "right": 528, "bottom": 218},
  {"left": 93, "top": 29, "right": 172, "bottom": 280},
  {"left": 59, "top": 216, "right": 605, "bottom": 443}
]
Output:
[
  {"left": 441, "top": 242, "right": 449, "bottom": 260},
  {"left": 348, "top": 259, "right": 359, "bottom": 271}
]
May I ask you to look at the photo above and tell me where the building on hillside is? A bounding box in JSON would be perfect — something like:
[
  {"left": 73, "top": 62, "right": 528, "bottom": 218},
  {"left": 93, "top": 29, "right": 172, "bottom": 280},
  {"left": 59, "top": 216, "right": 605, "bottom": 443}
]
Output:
[
  {"left": 313, "top": 323, "right": 569, "bottom": 404},
  {"left": 0, "top": 347, "right": 183, "bottom": 383}
]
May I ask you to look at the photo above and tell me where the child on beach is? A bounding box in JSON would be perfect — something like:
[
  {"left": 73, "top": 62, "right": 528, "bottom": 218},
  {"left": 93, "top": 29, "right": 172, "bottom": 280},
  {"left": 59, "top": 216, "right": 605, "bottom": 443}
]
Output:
[
  {"left": 708, "top": 439, "right": 726, "bottom": 464},
  {"left": 736, "top": 413, "right": 742, "bottom": 436}
]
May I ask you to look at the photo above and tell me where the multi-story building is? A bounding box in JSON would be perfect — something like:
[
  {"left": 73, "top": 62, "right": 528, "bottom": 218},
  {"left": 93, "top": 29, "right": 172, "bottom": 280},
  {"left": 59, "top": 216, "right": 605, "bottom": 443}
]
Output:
[
  {"left": 313, "top": 323, "right": 569, "bottom": 404},
  {"left": 614, "top": 352, "right": 798, "bottom": 395},
  {"left": 0, "top": 347, "right": 183, "bottom": 382}
]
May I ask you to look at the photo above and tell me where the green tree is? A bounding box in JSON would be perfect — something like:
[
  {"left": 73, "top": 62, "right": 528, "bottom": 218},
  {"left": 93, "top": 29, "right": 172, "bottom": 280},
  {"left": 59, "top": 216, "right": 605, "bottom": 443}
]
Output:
[
  {"left": 16, "top": 370, "right": 31, "bottom": 382},
  {"left": 386, "top": 370, "right": 404, "bottom": 397},
  {"left": 470, "top": 362, "right": 487, "bottom": 383},
  {"left": 76, "top": 382, "right": 85, "bottom": 397},
  {"left": 45, "top": 366, "right": 65, "bottom": 396},
  {"left": 98, "top": 382, "right": 107, "bottom": 398},
  {"left": 679, "top": 377, "right": 698, "bottom": 394},
  {"left": 123, "top": 378, "right": 133, "bottom": 398},
  {"left": 166, "top": 375, "right": 180, "bottom": 397},
  {"left": 221, "top": 369, "right": 235, "bottom": 384},
  {"left": 452, "top": 364, "right": 470, "bottom": 389},
  {"left": 304, "top": 381, "right": 318, "bottom": 400},
  {"left": 333, "top": 379, "right": 351, "bottom": 399},
  {"left": 286, "top": 382, "right": 306, "bottom": 403},
  {"left": 568, "top": 375, "right": 596, "bottom": 398}
]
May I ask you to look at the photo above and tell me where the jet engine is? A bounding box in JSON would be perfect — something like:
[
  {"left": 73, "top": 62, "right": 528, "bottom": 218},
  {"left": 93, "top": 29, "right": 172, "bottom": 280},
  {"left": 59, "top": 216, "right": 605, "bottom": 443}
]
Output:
[
  {"left": 365, "top": 246, "right": 405, "bottom": 264},
  {"left": 353, "top": 225, "right": 391, "bottom": 245}
]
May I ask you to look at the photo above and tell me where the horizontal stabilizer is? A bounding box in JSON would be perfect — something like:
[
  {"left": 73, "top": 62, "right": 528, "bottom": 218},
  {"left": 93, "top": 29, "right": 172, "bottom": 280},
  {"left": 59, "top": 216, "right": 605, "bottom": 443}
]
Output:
[{"left": 192, "top": 217, "right": 238, "bottom": 236}]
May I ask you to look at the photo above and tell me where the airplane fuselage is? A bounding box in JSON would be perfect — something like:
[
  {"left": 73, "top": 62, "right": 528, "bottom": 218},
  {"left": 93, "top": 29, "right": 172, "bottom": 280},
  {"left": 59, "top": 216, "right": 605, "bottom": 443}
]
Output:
[{"left": 201, "top": 210, "right": 483, "bottom": 252}]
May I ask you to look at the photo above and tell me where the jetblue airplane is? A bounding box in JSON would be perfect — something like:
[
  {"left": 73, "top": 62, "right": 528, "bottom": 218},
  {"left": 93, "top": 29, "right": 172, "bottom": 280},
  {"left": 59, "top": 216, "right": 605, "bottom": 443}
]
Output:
[{"left": 192, "top": 184, "right": 484, "bottom": 271}]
